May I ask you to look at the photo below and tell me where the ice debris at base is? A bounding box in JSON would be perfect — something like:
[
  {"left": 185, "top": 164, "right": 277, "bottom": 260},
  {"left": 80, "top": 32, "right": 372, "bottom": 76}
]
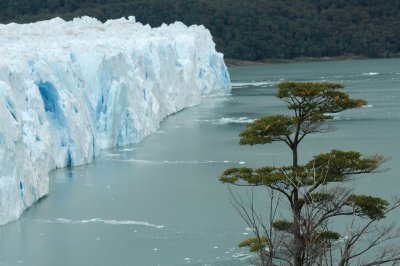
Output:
[
  {"left": 34, "top": 218, "right": 164, "bottom": 228},
  {"left": 0, "top": 16, "right": 231, "bottom": 225}
]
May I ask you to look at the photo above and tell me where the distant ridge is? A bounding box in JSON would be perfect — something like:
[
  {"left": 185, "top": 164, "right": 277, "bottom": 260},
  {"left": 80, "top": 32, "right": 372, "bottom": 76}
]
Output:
[{"left": 1, "top": 0, "right": 399, "bottom": 61}]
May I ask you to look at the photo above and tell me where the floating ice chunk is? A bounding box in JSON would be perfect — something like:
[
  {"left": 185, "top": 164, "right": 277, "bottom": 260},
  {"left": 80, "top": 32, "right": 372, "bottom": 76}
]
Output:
[
  {"left": 231, "top": 81, "right": 276, "bottom": 88},
  {"left": 362, "top": 72, "right": 379, "bottom": 76},
  {"left": 232, "top": 253, "right": 248, "bottom": 258},
  {"left": 118, "top": 148, "right": 136, "bottom": 152},
  {"left": 324, "top": 112, "right": 342, "bottom": 120},
  {"left": 213, "top": 117, "right": 254, "bottom": 125},
  {"left": 238, "top": 254, "right": 253, "bottom": 261},
  {"left": 104, "top": 153, "right": 121, "bottom": 157}
]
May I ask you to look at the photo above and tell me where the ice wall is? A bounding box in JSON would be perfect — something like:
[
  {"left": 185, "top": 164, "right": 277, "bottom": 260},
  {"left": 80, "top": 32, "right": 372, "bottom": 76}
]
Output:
[{"left": 0, "top": 16, "right": 231, "bottom": 225}]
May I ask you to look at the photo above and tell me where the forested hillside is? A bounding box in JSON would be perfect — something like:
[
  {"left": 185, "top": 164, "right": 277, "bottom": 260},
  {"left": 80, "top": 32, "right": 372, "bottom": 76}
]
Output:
[{"left": 1, "top": 0, "right": 399, "bottom": 61}]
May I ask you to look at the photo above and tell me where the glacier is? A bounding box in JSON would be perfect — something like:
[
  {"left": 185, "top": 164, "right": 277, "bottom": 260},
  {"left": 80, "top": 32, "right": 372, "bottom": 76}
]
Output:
[{"left": 0, "top": 16, "right": 230, "bottom": 225}]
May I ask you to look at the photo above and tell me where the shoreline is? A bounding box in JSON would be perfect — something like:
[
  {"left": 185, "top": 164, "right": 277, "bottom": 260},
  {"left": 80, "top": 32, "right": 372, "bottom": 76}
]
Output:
[{"left": 224, "top": 55, "right": 400, "bottom": 67}]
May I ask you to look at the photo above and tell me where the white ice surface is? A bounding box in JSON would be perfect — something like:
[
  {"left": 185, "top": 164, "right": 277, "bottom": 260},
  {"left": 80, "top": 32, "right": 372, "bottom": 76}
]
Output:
[{"left": 0, "top": 16, "right": 230, "bottom": 225}]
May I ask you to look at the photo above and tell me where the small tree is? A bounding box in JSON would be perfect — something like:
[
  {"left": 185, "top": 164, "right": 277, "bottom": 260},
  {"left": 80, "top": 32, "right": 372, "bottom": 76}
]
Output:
[{"left": 220, "top": 81, "right": 400, "bottom": 266}]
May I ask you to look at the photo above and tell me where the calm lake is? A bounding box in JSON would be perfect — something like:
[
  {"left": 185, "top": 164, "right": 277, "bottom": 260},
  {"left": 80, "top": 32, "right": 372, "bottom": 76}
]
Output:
[{"left": 1, "top": 58, "right": 399, "bottom": 266}]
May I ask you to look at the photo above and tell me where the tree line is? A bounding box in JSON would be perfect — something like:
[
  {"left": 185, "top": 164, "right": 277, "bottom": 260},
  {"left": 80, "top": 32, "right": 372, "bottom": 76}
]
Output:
[{"left": 1, "top": 0, "right": 399, "bottom": 61}]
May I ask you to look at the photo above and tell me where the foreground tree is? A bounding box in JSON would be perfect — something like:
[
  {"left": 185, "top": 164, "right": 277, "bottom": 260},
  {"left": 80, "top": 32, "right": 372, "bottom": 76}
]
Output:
[{"left": 220, "top": 81, "right": 400, "bottom": 266}]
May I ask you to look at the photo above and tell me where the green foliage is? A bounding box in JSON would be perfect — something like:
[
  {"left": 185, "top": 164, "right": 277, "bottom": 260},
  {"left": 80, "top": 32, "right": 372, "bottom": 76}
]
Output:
[
  {"left": 220, "top": 166, "right": 284, "bottom": 186},
  {"left": 312, "top": 231, "right": 341, "bottom": 242},
  {"left": 277, "top": 81, "right": 367, "bottom": 114},
  {"left": 239, "top": 115, "right": 294, "bottom": 145},
  {"left": 239, "top": 236, "right": 269, "bottom": 252},
  {"left": 1, "top": 0, "right": 400, "bottom": 60},
  {"left": 220, "top": 149, "right": 383, "bottom": 188},
  {"left": 308, "top": 150, "right": 384, "bottom": 183},
  {"left": 273, "top": 220, "right": 293, "bottom": 232},
  {"left": 347, "top": 194, "right": 389, "bottom": 220},
  {"left": 220, "top": 167, "right": 257, "bottom": 184}
]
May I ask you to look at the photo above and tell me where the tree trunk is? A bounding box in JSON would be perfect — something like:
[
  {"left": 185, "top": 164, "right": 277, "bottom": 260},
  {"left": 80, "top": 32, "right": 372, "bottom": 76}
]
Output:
[
  {"left": 292, "top": 190, "right": 304, "bottom": 266},
  {"left": 292, "top": 146, "right": 298, "bottom": 167},
  {"left": 292, "top": 145, "right": 303, "bottom": 266}
]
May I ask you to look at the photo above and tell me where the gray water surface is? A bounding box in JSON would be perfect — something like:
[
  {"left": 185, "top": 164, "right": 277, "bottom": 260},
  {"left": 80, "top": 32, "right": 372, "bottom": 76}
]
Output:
[{"left": 1, "top": 58, "right": 399, "bottom": 266}]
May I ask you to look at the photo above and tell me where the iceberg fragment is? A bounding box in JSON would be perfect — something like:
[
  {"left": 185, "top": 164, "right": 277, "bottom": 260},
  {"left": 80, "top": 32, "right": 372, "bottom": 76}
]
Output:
[{"left": 0, "top": 16, "right": 230, "bottom": 225}]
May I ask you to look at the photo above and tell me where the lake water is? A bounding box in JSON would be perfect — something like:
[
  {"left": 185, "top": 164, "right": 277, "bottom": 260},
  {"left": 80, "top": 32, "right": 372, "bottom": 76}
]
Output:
[{"left": 1, "top": 58, "right": 399, "bottom": 266}]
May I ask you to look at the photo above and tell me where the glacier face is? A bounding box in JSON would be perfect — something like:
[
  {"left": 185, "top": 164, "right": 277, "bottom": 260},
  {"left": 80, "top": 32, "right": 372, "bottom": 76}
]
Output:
[{"left": 0, "top": 16, "right": 230, "bottom": 225}]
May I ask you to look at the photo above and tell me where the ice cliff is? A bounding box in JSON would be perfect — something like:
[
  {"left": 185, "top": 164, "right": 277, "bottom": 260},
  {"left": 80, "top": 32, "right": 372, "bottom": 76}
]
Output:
[{"left": 0, "top": 16, "right": 230, "bottom": 225}]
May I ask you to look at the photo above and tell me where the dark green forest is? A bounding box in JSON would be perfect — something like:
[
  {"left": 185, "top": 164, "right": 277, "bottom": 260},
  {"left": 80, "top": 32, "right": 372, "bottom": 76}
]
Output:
[{"left": 1, "top": 0, "right": 399, "bottom": 61}]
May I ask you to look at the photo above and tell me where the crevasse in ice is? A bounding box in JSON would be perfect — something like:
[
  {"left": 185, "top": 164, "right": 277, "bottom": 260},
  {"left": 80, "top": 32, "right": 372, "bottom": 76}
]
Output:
[{"left": 0, "top": 16, "right": 230, "bottom": 225}]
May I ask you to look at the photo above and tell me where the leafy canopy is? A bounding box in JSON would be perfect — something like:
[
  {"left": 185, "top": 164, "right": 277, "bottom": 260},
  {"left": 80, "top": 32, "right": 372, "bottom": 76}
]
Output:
[
  {"left": 240, "top": 82, "right": 367, "bottom": 147},
  {"left": 220, "top": 150, "right": 384, "bottom": 187},
  {"left": 276, "top": 81, "right": 366, "bottom": 114}
]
